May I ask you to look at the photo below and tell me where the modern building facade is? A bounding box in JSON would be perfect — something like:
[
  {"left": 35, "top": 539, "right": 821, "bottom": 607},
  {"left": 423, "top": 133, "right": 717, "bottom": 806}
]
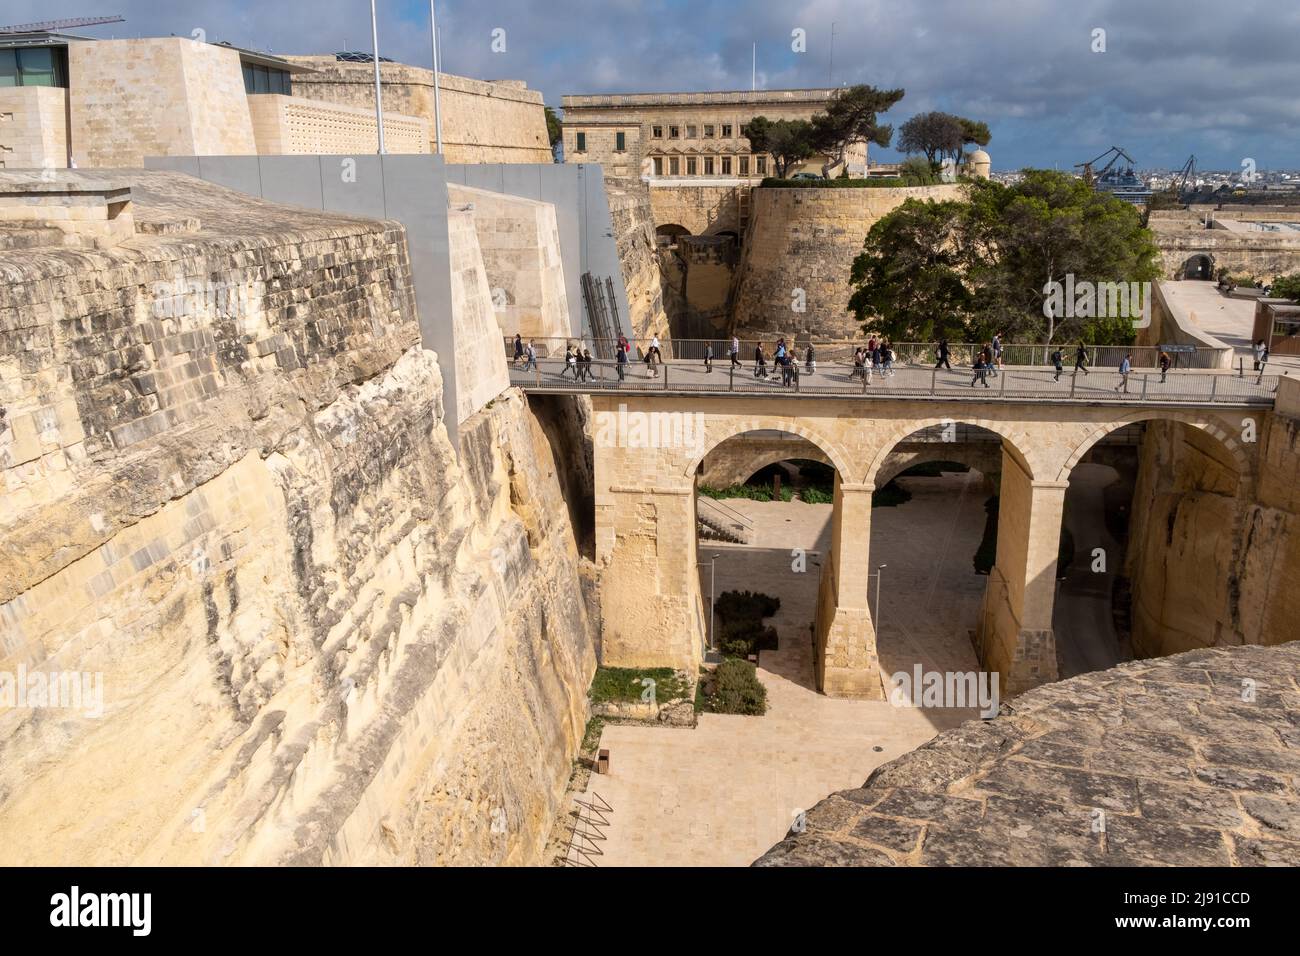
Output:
[
  {"left": 560, "top": 88, "right": 866, "bottom": 180},
  {"left": 0, "top": 31, "right": 548, "bottom": 168}
]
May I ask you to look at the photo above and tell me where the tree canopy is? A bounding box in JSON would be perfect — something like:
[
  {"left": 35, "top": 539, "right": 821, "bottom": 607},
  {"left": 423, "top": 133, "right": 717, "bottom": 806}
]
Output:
[
  {"left": 741, "top": 117, "right": 817, "bottom": 178},
  {"left": 849, "top": 169, "right": 1161, "bottom": 345},
  {"left": 544, "top": 107, "right": 563, "bottom": 162},
  {"left": 1270, "top": 274, "right": 1300, "bottom": 302},
  {"left": 744, "top": 84, "right": 904, "bottom": 179},
  {"left": 898, "top": 111, "right": 990, "bottom": 165},
  {"left": 809, "top": 84, "right": 904, "bottom": 176}
]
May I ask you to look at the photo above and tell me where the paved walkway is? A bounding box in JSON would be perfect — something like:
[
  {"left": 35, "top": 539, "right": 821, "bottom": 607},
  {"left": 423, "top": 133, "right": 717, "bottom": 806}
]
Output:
[
  {"left": 1160, "top": 280, "right": 1300, "bottom": 370},
  {"left": 574, "top": 473, "right": 985, "bottom": 866},
  {"left": 511, "top": 358, "right": 1279, "bottom": 405}
]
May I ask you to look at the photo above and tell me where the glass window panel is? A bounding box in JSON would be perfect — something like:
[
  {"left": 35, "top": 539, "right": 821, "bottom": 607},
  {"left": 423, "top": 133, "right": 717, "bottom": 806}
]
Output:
[
  {"left": 0, "top": 51, "right": 16, "bottom": 87},
  {"left": 243, "top": 64, "right": 255, "bottom": 92},
  {"left": 254, "top": 66, "right": 271, "bottom": 93},
  {"left": 17, "top": 47, "right": 55, "bottom": 87}
]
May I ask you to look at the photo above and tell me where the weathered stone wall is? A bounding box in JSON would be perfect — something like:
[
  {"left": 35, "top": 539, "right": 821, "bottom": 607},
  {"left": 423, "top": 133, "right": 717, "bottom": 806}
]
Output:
[
  {"left": 447, "top": 184, "right": 570, "bottom": 341},
  {"left": 1123, "top": 383, "right": 1300, "bottom": 659},
  {"left": 606, "top": 180, "right": 671, "bottom": 344},
  {"left": 649, "top": 184, "right": 744, "bottom": 236},
  {"left": 247, "top": 93, "right": 429, "bottom": 155},
  {"left": 0, "top": 86, "right": 68, "bottom": 169},
  {"left": 757, "top": 641, "right": 1300, "bottom": 866},
  {"left": 731, "top": 184, "right": 966, "bottom": 339},
  {"left": 0, "top": 172, "right": 597, "bottom": 865},
  {"left": 1151, "top": 212, "right": 1300, "bottom": 280},
  {"left": 285, "top": 58, "right": 552, "bottom": 163},
  {"left": 69, "top": 38, "right": 258, "bottom": 168}
]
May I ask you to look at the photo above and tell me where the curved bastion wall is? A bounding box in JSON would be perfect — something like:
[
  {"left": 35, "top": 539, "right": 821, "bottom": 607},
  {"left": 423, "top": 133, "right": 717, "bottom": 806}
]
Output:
[{"left": 731, "top": 184, "right": 966, "bottom": 340}]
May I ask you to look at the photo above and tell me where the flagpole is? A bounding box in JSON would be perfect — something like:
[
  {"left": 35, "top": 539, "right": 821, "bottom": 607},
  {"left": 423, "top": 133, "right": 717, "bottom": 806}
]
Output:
[
  {"left": 430, "top": 0, "right": 444, "bottom": 153},
  {"left": 370, "top": 0, "right": 386, "bottom": 153}
]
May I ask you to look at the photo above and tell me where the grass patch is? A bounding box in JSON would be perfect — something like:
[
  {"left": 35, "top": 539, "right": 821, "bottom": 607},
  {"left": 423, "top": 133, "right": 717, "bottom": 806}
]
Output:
[
  {"left": 700, "top": 483, "right": 793, "bottom": 502},
  {"left": 588, "top": 666, "right": 690, "bottom": 705}
]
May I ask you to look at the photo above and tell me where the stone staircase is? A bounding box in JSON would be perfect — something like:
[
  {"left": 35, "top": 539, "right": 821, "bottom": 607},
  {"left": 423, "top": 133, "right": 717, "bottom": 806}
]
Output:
[{"left": 697, "top": 496, "right": 753, "bottom": 544}]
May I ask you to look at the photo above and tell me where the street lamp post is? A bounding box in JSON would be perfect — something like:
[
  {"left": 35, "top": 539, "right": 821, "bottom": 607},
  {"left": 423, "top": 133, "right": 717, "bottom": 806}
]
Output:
[{"left": 709, "top": 553, "right": 721, "bottom": 650}]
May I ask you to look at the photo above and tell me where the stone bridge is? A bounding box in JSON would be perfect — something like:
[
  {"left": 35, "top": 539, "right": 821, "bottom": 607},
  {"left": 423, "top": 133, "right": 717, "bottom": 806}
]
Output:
[{"left": 583, "top": 391, "right": 1265, "bottom": 700}]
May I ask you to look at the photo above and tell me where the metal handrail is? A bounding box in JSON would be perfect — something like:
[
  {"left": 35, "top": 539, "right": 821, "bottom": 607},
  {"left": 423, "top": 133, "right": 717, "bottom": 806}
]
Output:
[
  {"left": 504, "top": 336, "right": 1229, "bottom": 370},
  {"left": 696, "top": 493, "right": 755, "bottom": 539}
]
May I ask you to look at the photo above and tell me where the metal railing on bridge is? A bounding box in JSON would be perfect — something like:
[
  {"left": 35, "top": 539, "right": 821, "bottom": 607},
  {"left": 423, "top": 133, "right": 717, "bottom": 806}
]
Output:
[
  {"left": 507, "top": 353, "right": 1281, "bottom": 406},
  {"left": 504, "top": 335, "right": 1229, "bottom": 370}
]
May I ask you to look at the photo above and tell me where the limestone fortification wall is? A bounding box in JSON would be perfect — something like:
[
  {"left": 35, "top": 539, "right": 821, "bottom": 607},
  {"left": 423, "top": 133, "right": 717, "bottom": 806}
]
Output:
[
  {"left": 247, "top": 93, "right": 430, "bottom": 155},
  {"left": 606, "top": 180, "right": 671, "bottom": 343},
  {"left": 69, "top": 38, "right": 258, "bottom": 168},
  {"left": 1124, "top": 379, "right": 1300, "bottom": 660},
  {"left": 0, "top": 86, "right": 69, "bottom": 169},
  {"left": 0, "top": 171, "right": 597, "bottom": 864},
  {"left": 447, "top": 184, "right": 570, "bottom": 341},
  {"left": 731, "top": 184, "right": 966, "bottom": 339},
  {"left": 1151, "top": 215, "right": 1300, "bottom": 279},
  {"left": 650, "top": 184, "right": 743, "bottom": 237},
  {"left": 284, "top": 58, "right": 552, "bottom": 164}
]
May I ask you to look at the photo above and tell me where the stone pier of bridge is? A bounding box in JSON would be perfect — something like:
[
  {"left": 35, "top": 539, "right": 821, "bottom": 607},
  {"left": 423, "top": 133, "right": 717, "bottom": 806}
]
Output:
[{"left": 590, "top": 393, "right": 1258, "bottom": 698}]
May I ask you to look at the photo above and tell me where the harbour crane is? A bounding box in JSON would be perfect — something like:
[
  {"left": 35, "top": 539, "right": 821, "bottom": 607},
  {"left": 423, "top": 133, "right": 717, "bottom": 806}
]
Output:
[
  {"left": 1075, "top": 146, "right": 1137, "bottom": 186},
  {"left": 1173, "top": 154, "right": 1196, "bottom": 198},
  {"left": 0, "top": 15, "right": 125, "bottom": 35}
]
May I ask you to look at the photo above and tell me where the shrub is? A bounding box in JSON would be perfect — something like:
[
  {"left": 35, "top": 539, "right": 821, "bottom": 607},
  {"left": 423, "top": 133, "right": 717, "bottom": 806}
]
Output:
[
  {"left": 800, "top": 485, "right": 834, "bottom": 504},
  {"left": 716, "top": 590, "right": 780, "bottom": 622},
  {"left": 760, "top": 176, "right": 910, "bottom": 189},
  {"left": 708, "top": 659, "right": 768, "bottom": 715}
]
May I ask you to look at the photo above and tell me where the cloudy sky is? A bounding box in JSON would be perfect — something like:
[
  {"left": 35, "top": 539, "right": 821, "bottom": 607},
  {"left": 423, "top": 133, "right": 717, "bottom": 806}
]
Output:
[{"left": 11, "top": 0, "right": 1298, "bottom": 170}]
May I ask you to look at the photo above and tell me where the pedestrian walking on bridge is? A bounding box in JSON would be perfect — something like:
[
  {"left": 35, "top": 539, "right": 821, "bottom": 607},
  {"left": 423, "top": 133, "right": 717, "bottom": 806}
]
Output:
[
  {"left": 1159, "top": 350, "right": 1171, "bottom": 383},
  {"left": 935, "top": 338, "right": 951, "bottom": 370},
  {"left": 1074, "top": 343, "right": 1090, "bottom": 375},
  {"left": 704, "top": 342, "right": 714, "bottom": 373},
  {"left": 970, "top": 357, "right": 990, "bottom": 388},
  {"left": 1051, "top": 347, "right": 1063, "bottom": 382},
  {"left": 729, "top": 335, "right": 741, "bottom": 367},
  {"left": 1114, "top": 353, "right": 1132, "bottom": 393}
]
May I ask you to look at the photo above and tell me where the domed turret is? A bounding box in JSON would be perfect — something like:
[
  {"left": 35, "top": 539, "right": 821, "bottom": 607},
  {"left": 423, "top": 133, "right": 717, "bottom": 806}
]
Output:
[{"left": 964, "top": 149, "right": 992, "bottom": 180}]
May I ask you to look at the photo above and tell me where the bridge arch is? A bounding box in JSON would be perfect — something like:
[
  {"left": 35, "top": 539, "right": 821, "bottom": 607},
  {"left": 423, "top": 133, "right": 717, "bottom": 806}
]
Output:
[
  {"left": 1056, "top": 410, "right": 1252, "bottom": 483},
  {"left": 863, "top": 417, "right": 1037, "bottom": 488},
  {"left": 684, "top": 417, "right": 854, "bottom": 483}
]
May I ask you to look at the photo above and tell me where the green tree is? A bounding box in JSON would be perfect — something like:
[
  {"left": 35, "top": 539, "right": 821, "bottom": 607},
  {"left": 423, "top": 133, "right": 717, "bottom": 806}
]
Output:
[
  {"left": 899, "top": 155, "right": 940, "bottom": 186},
  {"left": 965, "top": 170, "right": 1161, "bottom": 344},
  {"left": 848, "top": 198, "right": 973, "bottom": 341},
  {"left": 809, "top": 84, "right": 905, "bottom": 177},
  {"left": 544, "top": 106, "right": 563, "bottom": 162},
  {"left": 742, "top": 116, "right": 817, "bottom": 178},
  {"left": 898, "top": 111, "right": 963, "bottom": 165},
  {"left": 847, "top": 170, "right": 1161, "bottom": 347},
  {"left": 1270, "top": 274, "right": 1300, "bottom": 302},
  {"left": 958, "top": 118, "right": 991, "bottom": 153}
]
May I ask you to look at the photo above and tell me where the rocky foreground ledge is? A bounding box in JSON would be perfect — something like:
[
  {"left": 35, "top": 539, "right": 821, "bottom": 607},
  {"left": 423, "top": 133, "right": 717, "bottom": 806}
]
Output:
[{"left": 755, "top": 642, "right": 1300, "bottom": 866}]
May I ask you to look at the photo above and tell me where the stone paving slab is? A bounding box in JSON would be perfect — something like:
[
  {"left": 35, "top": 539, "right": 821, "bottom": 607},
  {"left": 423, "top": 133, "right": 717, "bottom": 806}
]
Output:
[{"left": 756, "top": 641, "right": 1300, "bottom": 867}]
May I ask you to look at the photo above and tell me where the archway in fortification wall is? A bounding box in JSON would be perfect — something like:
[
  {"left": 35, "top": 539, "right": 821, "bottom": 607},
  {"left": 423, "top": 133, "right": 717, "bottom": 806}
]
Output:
[
  {"left": 1056, "top": 415, "right": 1248, "bottom": 674},
  {"left": 1182, "top": 253, "right": 1215, "bottom": 280},
  {"left": 855, "top": 422, "right": 1019, "bottom": 692},
  {"left": 656, "top": 223, "right": 691, "bottom": 250},
  {"left": 692, "top": 428, "right": 846, "bottom": 692}
]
